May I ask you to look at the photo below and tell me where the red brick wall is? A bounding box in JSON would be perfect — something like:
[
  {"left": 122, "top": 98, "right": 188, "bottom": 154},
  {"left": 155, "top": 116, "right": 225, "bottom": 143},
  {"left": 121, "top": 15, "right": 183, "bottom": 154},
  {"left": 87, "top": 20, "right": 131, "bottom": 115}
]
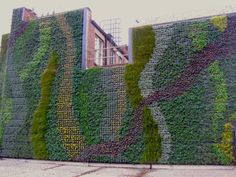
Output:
[
  {"left": 22, "top": 8, "right": 37, "bottom": 22},
  {"left": 86, "top": 12, "right": 96, "bottom": 68}
]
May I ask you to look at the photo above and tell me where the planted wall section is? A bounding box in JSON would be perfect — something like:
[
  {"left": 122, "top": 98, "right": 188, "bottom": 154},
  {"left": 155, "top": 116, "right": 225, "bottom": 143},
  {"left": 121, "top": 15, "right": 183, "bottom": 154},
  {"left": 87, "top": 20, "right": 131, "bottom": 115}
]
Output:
[
  {"left": 0, "top": 8, "right": 236, "bottom": 165},
  {"left": 134, "top": 14, "right": 236, "bottom": 164}
]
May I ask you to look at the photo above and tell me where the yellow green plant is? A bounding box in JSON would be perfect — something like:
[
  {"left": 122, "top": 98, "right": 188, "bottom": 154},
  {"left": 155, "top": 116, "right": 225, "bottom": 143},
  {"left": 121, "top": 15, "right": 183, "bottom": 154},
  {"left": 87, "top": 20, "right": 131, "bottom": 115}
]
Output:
[
  {"left": 217, "top": 123, "right": 234, "bottom": 162},
  {"left": 210, "top": 16, "right": 228, "bottom": 32},
  {"left": 31, "top": 51, "right": 58, "bottom": 159}
]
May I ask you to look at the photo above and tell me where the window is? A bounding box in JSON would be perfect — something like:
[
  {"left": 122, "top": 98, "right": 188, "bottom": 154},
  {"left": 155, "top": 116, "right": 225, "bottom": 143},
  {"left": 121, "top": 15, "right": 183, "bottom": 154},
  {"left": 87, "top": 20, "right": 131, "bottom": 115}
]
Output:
[
  {"left": 95, "top": 36, "right": 104, "bottom": 66},
  {"left": 110, "top": 48, "right": 115, "bottom": 65}
]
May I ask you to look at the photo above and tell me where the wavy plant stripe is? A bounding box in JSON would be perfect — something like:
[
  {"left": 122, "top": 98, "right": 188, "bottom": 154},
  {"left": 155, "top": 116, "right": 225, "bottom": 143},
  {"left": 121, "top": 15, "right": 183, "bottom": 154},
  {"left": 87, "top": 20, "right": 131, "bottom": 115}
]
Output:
[
  {"left": 44, "top": 17, "right": 69, "bottom": 160},
  {"left": 211, "top": 16, "right": 228, "bottom": 32},
  {"left": 31, "top": 51, "right": 58, "bottom": 159},
  {"left": 20, "top": 19, "right": 51, "bottom": 81},
  {"left": 217, "top": 122, "right": 234, "bottom": 163},
  {"left": 208, "top": 60, "right": 228, "bottom": 141},
  {"left": 217, "top": 112, "right": 236, "bottom": 163},
  {"left": 56, "top": 14, "right": 85, "bottom": 159},
  {"left": 75, "top": 14, "right": 236, "bottom": 162},
  {"left": 111, "top": 67, "right": 126, "bottom": 141},
  {"left": 101, "top": 67, "right": 126, "bottom": 142},
  {"left": 139, "top": 24, "right": 174, "bottom": 163},
  {"left": 125, "top": 25, "right": 161, "bottom": 163}
]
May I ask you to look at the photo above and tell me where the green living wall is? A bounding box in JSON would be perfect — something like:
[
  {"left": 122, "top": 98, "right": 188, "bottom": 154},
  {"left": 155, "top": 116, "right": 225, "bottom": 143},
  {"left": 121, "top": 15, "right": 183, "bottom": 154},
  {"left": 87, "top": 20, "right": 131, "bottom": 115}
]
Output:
[{"left": 0, "top": 7, "right": 236, "bottom": 165}]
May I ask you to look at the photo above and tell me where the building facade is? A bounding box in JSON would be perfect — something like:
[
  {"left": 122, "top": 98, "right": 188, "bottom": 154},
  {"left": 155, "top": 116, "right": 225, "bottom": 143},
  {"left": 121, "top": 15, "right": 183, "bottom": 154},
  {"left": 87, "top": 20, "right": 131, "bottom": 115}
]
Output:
[
  {"left": 14, "top": 7, "right": 128, "bottom": 69},
  {"left": 1, "top": 7, "right": 236, "bottom": 165}
]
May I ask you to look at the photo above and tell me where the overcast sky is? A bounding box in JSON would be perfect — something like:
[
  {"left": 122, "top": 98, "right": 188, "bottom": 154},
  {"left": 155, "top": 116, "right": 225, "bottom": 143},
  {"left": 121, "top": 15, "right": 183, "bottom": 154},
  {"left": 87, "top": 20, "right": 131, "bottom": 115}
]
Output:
[{"left": 1, "top": 0, "right": 236, "bottom": 44}]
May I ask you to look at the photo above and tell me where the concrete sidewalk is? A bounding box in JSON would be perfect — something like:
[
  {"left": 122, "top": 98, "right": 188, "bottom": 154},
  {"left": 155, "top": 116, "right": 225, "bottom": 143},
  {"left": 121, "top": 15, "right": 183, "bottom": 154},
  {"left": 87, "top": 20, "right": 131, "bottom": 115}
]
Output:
[{"left": 0, "top": 158, "right": 236, "bottom": 177}]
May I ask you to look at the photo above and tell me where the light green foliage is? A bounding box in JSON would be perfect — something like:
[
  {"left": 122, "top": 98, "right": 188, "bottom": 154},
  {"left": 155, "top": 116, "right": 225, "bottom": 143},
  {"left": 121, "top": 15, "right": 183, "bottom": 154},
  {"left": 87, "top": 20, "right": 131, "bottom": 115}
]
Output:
[
  {"left": 125, "top": 25, "right": 161, "bottom": 163},
  {"left": 208, "top": 61, "right": 228, "bottom": 137},
  {"left": 0, "top": 98, "right": 12, "bottom": 147},
  {"left": 141, "top": 107, "right": 161, "bottom": 163},
  {"left": 0, "top": 34, "right": 10, "bottom": 101},
  {"left": 217, "top": 123, "right": 233, "bottom": 163},
  {"left": 210, "top": 16, "right": 228, "bottom": 32},
  {"left": 20, "top": 23, "right": 51, "bottom": 81},
  {"left": 216, "top": 112, "right": 236, "bottom": 164},
  {"left": 125, "top": 26, "right": 155, "bottom": 109},
  {"left": 208, "top": 60, "right": 230, "bottom": 164},
  {"left": 0, "top": 34, "right": 11, "bottom": 148},
  {"left": 188, "top": 22, "right": 209, "bottom": 51},
  {"left": 13, "top": 21, "right": 39, "bottom": 70},
  {"left": 31, "top": 51, "right": 58, "bottom": 159}
]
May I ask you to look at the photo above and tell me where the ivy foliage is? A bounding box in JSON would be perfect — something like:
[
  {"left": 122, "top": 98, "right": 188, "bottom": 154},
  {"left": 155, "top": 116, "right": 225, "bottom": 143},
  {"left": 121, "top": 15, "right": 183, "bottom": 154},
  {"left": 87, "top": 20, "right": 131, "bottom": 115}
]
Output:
[
  {"left": 125, "top": 25, "right": 161, "bottom": 163},
  {"left": 31, "top": 51, "right": 58, "bottom": 160}
]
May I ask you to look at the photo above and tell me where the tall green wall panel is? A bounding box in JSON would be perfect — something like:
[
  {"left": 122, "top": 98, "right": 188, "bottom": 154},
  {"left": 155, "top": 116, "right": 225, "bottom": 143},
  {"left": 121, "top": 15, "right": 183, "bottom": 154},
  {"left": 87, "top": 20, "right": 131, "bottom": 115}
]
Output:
[{"left": 0, "top": 8, "right": 236, "bottom": 165}]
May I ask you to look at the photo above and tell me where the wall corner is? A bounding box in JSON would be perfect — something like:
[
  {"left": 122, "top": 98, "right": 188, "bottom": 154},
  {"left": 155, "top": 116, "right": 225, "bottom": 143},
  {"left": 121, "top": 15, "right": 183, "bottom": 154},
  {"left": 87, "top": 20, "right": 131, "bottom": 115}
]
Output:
[{"left": 82, "top": 8, "right": 89, "bottom": 70}]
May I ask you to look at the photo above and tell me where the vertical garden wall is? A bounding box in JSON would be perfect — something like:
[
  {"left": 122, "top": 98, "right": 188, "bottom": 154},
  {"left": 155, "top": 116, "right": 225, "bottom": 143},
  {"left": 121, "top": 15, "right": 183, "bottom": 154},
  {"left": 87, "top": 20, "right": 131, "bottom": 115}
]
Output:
[{"left": 0, "top": 7, "right": 236, "bottom": 165}]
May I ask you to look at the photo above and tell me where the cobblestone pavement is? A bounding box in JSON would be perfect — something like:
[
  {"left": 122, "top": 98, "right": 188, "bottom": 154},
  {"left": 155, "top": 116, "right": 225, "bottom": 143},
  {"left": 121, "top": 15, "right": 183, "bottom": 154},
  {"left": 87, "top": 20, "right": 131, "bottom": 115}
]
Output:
[{"left": 0, "top": 158, "right": 236, "bottom": 177}]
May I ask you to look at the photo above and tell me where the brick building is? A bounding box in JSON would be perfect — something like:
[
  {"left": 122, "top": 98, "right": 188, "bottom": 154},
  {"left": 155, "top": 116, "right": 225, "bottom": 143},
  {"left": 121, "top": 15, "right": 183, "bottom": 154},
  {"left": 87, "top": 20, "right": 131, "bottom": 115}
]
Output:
[{"left": 18, "top": 7, "right": 128, "bottom": 69}]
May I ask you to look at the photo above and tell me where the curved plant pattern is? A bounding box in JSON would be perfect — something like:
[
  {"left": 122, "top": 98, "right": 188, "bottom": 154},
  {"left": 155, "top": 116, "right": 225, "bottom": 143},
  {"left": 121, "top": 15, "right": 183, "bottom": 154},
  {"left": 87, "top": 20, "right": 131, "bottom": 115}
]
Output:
[
  {"left": 138, "top": 24, "right": 174, "bottom": 163},
  {"left": 75, "top": 14, "right": 236, "bottom": 163},
  {"left": 20, "top": 20, "right": 51, "bottom": 81},
  {"left": 56, "top": 14, "right": 85, "bottom": 159},
  {"left": 31, "top": 51, "right": 58, "bottom": 159},
  {"left": 1, "top": 8, "right": 236, "bottom": 165}
]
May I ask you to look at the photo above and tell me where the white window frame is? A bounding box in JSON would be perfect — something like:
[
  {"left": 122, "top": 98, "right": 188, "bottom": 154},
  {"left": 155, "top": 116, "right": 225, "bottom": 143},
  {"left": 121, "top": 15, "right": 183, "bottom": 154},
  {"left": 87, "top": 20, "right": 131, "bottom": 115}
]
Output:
[
  {"left": 95, "top": 35, "right": 104, "bottom": 66},
  {"left": 110, "top": 48, "right": 115, "bottom": 65}
]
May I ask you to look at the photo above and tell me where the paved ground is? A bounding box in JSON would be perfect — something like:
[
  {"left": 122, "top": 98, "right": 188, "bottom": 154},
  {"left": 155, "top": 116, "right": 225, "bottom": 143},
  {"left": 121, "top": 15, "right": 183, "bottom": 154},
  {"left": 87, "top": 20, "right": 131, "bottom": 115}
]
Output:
[{"left": 0, "top": 158, "right": 236, "bottom": 177}]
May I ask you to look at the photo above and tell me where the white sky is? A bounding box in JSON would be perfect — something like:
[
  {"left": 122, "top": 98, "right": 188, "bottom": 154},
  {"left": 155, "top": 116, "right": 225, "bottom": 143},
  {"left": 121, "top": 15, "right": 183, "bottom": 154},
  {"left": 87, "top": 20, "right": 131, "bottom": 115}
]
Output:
[{"left": 1, "top": 0, "right": 236, "bottom": 44}]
